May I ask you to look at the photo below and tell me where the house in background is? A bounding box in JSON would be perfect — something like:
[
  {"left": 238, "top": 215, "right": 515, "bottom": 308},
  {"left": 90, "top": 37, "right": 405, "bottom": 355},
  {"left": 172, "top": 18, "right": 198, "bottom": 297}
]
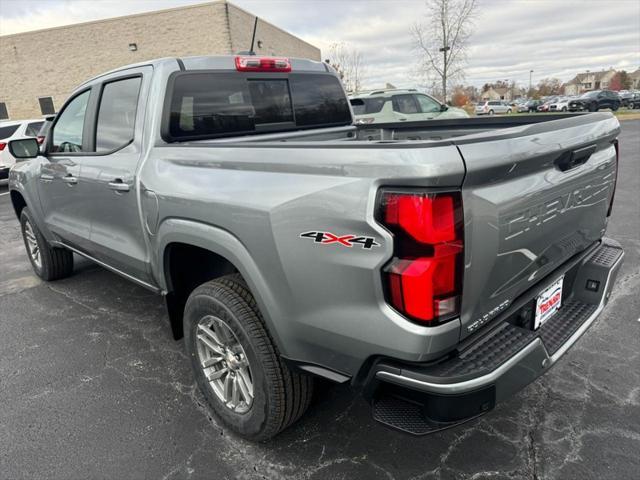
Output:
[
  {"left": 481, "top": 86, "right": 512, "bottom": 101},
  {"left": 564, "top": 69, "right": 616, "bottom": 95},
  {"left": 629, "top": 69, "right": 640, "bottom": 90}
]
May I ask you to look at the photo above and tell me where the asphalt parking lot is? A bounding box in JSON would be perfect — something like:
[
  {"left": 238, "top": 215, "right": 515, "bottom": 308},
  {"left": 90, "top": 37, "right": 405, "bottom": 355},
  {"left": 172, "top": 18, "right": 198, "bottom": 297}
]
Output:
[{"left": 1, "top": 120, "right": 638, "bottom": 480}]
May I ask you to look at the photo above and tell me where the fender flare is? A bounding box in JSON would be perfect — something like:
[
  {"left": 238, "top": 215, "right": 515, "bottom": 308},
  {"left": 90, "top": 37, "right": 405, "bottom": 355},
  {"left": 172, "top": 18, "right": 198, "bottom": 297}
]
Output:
[{"left": 154, "top": 218, "right": 287, "bottom": 353}]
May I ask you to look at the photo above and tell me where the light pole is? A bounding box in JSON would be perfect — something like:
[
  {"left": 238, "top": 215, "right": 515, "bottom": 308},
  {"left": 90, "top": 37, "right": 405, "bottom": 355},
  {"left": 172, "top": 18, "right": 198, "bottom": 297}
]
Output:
[
  {"left": 439, "top": 45, "right": 451, "bottom": 102},
  {"left": 529, "top": 69, "right": 534, "bottom": 96}
]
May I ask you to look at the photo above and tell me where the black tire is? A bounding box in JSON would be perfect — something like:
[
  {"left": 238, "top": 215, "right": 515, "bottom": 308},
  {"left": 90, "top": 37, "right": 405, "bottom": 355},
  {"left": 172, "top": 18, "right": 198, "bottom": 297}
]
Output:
[
  {"left": 589, "top": 102, "right": 598, "bottom": 112},
  {"left": 488, "top": 109, "right": 494, "bottom": 115},
  {"left": 612, "top": 102, "right": 619, "bottom": 112},
  {"left": 184, "top": 274, "right": 313, "bottom": 440},
  {"left": 561, "top": 106, "right": 567, "bottom": 112},
  {"left": 20, "top": 208, "right": 74, "bottom": 281}
]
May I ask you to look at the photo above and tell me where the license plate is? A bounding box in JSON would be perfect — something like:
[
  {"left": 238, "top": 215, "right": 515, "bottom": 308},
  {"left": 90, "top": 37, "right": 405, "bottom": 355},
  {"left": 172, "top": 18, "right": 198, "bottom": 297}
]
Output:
[{"left": 534, "top": 276, "right": 564, "bottom": 329}]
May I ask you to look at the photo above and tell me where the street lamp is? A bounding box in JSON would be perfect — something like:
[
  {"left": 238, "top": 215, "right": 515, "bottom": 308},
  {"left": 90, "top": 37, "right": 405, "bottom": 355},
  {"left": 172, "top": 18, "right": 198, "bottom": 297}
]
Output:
[
  {"left": 439, "top": 46, "right": 451, "bottom": 101},
  {"left": 529, "top": 70, "right": 534, "bottom": 96}
]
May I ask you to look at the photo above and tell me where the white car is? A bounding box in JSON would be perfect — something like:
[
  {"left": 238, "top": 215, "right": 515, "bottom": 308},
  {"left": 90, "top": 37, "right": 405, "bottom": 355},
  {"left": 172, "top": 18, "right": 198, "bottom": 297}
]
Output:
[
  {"left": 0, "top": 119, "right": 45, "bottom": 182},
  {"left": 475, "top": 100, "right": 512, "bottom": 115},
  {"left": 548, "top": 97, "right": 571, "bottom": 112}
]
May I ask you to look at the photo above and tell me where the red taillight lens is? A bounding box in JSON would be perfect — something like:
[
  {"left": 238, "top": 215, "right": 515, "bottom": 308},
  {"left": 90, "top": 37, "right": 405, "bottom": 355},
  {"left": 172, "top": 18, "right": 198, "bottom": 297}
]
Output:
[
  {"left": 235, "top": 56, "right": 291, "bottom": 72},
  {"left": 607, "top": 139, "right": 619, "bottom": 217},
  {"left": 377, "top": 190, "right": 463, "bottom": 325},
  {"left": 0, "top": 142, "right": 6, "bottom": 151}
]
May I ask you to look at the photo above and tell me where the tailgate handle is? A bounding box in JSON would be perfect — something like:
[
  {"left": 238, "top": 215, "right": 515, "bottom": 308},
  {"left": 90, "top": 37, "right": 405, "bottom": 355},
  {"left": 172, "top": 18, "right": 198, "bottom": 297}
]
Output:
[{"left": 556, "top": 144, "right": 597, "bottom": 171}]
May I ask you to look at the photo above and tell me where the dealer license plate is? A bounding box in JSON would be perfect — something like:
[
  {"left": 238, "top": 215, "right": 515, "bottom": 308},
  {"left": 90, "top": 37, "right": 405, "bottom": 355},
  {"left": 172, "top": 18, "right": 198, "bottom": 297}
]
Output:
[{"left": 534, "top": 276, "right": 564, "bottom": 330}]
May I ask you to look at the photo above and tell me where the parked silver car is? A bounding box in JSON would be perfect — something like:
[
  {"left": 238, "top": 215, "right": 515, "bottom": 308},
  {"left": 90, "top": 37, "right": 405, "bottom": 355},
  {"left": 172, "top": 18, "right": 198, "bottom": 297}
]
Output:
[{"left": 475, "top": 100, "right": 512, "bottom": 115}]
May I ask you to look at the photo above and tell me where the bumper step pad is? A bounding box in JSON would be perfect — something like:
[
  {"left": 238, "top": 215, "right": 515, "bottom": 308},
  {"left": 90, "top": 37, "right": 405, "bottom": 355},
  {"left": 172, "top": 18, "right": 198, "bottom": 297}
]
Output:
[{"left": 370, "top": 241, "right": 623, "bottom": 435}]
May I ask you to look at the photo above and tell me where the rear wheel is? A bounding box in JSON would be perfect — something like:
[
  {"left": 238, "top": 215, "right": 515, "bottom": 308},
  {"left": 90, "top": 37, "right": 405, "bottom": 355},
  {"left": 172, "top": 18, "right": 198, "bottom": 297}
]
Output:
[
  {"left": 507, "top": 108, "right": 512, "bottom": 114},
  {"left": 20, "top": 208, "right": 73, "bottom": 281},
  {"left": 184, "top": 274, "right": 313, "bottom": 440}
]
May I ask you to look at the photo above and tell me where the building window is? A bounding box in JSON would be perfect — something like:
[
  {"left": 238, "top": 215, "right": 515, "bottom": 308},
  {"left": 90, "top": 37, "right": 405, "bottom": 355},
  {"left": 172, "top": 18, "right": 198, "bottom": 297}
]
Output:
[
  {"left": 0, "top": 102, "right": 8, "bottom": 120},
  {"left": 38, "top": 97, "right": 56, "bottom": 115}
]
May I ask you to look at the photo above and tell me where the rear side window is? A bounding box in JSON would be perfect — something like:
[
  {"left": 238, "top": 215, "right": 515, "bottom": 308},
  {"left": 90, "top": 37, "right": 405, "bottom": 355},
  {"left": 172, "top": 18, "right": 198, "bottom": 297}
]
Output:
[
  {"left": 25, "top": 122, "right": 43, "bottom": 137},
  {"left": 165, "top": 72, "right": 351, "bottom": 141},
  {"left": 350, "top": 97, "right": 385, "bottom": 115},
  {"left": 0, "top": 124, "right": 19, "bottom": 139},
  {"left": 96, "top": 77, "right": 141, "bottom": 152}
]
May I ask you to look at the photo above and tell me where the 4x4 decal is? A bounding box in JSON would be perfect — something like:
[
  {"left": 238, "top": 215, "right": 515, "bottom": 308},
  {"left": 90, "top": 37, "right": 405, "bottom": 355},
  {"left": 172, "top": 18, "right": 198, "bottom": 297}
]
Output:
[{"left": 299, "top": 231, "right": 380, "bottom": 249}]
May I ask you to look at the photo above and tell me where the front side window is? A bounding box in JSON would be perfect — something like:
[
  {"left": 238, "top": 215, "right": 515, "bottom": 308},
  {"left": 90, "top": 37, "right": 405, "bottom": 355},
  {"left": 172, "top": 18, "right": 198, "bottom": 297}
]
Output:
[
  {"left": 392, "top": 94, "right": 419, "bottom": 114},
  {"left": 25, "top": 122, "right": 44, "bottom": 137},
  {"left": 415, "top": 94, "right": 441, "bottom": 113},
  {"left": 96, "top": 77, "right": 142, "bottom": 152},
  {"left": 51, "top": 90, "right": 90, "bottom": 153}
]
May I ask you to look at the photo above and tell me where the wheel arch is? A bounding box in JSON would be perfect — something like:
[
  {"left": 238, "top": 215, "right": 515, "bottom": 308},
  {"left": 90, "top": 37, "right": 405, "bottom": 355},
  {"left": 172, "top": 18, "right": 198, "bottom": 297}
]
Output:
[
  {"left": 9, "top": 189, "right": 27, "bottom": 220},
  {"left": 156, "top": 219, "right": 286, "bottom": 352}
]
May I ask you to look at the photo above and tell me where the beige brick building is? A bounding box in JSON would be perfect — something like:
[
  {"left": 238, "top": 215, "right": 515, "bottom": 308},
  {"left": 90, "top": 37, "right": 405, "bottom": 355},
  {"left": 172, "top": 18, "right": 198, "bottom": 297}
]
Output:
[{"left": 0, "top": 1, "right": 320, "bottom": 120}]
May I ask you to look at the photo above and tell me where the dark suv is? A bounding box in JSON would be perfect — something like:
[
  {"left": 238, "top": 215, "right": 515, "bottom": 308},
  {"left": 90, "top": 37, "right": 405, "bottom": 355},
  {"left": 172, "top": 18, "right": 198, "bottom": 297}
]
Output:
[{"left": 569, "top": 90, "right": 620, "bottom": 112}]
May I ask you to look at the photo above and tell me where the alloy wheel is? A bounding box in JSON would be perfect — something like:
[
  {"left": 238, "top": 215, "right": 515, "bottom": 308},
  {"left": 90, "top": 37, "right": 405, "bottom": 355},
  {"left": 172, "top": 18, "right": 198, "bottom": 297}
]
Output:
[
  {"left": 196, "top": 315, "right": 254, "bottom": 414},
  {"left": 24, "top": 220, "right": 42, "bottom": 269}
]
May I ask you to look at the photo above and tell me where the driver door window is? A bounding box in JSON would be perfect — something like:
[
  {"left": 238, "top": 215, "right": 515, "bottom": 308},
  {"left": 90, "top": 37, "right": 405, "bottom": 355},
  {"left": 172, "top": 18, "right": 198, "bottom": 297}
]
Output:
[
  {"left": 415, "top": 94, "right": 441, "bottom": 114},
  {"left": 51, "top": 90, "right": 90, "bottom": 153}
]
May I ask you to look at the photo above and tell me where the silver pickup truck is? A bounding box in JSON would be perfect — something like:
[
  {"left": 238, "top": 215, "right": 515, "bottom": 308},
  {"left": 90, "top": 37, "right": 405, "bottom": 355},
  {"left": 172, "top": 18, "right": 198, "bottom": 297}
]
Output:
[{"left": 7, "top": 55, "right": 624, "bottom": 440}]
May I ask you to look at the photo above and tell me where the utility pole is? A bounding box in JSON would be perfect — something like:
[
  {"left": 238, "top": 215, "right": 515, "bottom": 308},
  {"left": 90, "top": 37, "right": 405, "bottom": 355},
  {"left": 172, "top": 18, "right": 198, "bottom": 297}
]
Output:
[
  {"left": 440, "top": 45, "right": 451, "bottom": 102},
  {"left": 529, "top": 69, "right": 534, "bottom": 97}
]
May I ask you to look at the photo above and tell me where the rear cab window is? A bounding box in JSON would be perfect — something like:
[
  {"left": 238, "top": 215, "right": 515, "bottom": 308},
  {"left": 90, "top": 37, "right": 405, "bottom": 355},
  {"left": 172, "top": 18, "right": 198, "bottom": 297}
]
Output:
[{"left": 164, "top": 72, "right": 351, "bottom": 141}]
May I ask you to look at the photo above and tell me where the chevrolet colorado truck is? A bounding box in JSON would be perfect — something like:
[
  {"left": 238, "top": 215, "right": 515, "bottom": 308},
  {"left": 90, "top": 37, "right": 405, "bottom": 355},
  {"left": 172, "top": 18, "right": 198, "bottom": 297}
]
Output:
[{"left": 7, "top": 56, "right": 624, "bottom": 440}]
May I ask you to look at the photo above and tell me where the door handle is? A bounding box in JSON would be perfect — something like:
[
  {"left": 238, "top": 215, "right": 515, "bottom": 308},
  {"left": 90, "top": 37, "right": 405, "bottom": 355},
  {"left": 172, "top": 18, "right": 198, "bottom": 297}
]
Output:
[
  {"left": 40, "top": 174, "right": 54, "bottom": 182},
  {"left": 62, "top": 175, "right": 78, "bottom": 185},
  {"left": 108, "top": 179, "right": 131, "bottom": 192}
]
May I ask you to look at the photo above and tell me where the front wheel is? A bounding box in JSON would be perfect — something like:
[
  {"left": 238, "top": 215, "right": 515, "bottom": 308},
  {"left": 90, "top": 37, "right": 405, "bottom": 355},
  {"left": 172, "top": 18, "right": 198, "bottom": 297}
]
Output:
[
  {"left": 561, "top": 106, "right": 567, "bottom": 112},
  {"left": 20, "top": 208, "right": 73, "bottom": 281},
  {"left": 488, "top": 109, "right": 494, "bottom": 115},
  {"left": 612, "top": 102, "right": 619, "bottom": 112},
  {"left": 589, "top": 102, "right": 598, "bottom": 112},
  {"left": 184, "top": 274, "right": 313, "bottom": 440}
]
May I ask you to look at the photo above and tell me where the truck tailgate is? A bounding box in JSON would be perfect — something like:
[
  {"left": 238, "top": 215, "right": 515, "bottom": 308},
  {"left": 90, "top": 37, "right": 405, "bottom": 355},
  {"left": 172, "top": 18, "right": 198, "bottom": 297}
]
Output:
[{"left": 456, "top": 113, "right": 620, "bottom": 340}]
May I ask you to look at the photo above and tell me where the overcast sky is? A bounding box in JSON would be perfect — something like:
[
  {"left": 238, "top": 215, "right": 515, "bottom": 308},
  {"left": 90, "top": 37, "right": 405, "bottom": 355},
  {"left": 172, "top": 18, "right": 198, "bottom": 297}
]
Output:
[{"left": 1, "top": 0, "right": 639, "bottom": 89}]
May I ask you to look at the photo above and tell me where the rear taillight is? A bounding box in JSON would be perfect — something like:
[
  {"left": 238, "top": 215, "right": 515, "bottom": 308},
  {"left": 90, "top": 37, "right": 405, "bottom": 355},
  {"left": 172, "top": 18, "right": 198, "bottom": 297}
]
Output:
[
  {"left": 0, "top": 142, "right": 6, "bottom": 151},
  {"left": 607, "top": 140, "right": 619, "bottom": 217},
  {"left": 377, "top": 190, "right": 464, "bottom": 325},
  {"left": 235, "top": 56, "right": 291, "bottom": 72}
]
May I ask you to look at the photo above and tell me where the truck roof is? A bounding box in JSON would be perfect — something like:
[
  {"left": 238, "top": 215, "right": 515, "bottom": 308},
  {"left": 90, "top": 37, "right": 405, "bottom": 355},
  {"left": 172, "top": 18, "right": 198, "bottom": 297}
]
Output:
[{"left": 78, "top": 55, "right": 331, "bottom": 88}]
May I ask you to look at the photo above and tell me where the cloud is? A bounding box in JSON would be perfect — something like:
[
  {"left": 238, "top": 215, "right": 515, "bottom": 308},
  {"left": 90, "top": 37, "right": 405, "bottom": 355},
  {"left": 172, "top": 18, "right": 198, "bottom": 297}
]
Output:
[{"left": 1, "top": 0, "right": 639, "bottom": 89}]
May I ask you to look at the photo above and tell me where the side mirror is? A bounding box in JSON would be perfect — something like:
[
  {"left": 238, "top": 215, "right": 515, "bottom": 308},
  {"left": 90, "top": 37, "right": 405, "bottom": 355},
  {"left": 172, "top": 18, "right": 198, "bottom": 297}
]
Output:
[
  {"left": 8, "top": 138, "right": 40, "bottom": 159},
  {"left": 440, "top": 104, "right": 448, "bottom": 112}
]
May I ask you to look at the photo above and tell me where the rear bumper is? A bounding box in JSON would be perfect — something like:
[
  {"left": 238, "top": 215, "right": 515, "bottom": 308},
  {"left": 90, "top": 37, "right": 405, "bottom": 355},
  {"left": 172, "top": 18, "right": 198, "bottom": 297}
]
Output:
[{"left": 365, "top": 239, "right": 624, "bottom": 435}]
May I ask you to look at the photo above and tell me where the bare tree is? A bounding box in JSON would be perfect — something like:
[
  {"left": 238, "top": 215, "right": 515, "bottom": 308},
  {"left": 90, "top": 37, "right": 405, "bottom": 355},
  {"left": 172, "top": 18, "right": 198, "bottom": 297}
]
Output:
[
  {"left": 412, "top": 0, "right": 478, "bottom": 102},
  {"left": 326, "top": 42, "right": 366, "bottom": 93}
]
